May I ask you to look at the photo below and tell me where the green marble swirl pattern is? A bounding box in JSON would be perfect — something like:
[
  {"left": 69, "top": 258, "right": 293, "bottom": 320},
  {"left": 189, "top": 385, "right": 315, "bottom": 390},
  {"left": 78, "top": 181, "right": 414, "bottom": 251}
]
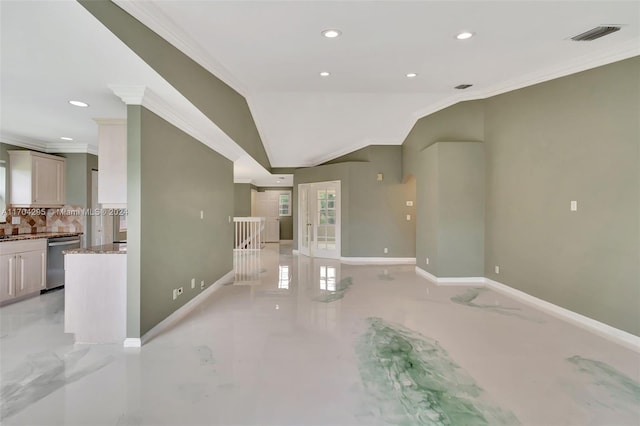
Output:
[{"left": 356, "top": 317, "right": 520, "bottom": 425}]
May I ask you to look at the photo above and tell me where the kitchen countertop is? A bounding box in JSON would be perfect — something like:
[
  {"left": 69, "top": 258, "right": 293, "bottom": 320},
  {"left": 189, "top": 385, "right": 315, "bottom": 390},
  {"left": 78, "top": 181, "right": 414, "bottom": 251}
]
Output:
[
  {"left": 0, "top": 232, "right": 83, "bottom": 243},
  {"left": 64, "top": 242, "right": 126, "bottom": 255}
]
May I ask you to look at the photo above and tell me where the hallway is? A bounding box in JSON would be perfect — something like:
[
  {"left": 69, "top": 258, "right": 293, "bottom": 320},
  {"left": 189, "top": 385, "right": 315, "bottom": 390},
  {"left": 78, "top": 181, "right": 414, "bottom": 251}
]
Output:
[{"left": 1, "top": 243, "right": 638, "bottom": 425}]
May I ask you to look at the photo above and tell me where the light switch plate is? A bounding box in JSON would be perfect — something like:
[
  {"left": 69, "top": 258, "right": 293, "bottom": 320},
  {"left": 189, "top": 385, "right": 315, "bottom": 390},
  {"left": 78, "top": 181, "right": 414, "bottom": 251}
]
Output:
[
  {"left": 570, "top": 201, "right": 577, "bottom": 211},
  {"left": 406, "top": 201, "right": 413, "bottom": 207},
  {"left": 406, "top": 214, "right": 411, "bottom": 221}
]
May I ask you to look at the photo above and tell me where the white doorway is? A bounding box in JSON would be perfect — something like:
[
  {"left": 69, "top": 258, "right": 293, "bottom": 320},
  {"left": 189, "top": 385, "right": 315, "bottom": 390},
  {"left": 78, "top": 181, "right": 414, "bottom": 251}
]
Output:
[
  {"left": 298, "top": 181, "right": 341, "bottom": 259},
  {"left": 254, "top": 191, "right": 280, "bottom": 242}
]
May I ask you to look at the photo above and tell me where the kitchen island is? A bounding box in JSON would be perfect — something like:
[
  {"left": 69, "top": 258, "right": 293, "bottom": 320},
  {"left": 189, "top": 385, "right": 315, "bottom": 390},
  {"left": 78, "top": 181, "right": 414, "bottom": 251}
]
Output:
[{"left": 64, "top": 243, "right": 126, "bottom": 344}]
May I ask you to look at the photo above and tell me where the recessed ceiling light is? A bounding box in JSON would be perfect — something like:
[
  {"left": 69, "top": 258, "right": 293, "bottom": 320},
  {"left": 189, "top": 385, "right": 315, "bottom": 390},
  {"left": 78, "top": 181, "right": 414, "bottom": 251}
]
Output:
[
  {"left": 60, "top": 136, "right": 73, "bottom": 141},
  {"left": 456, "top": 31, "right": 474, "bottom": 40},
  {"left": 69, "top": 100, "right": 89, "bottom": 107},
  {"left": 321, "top": 29, "right": 342, "bottom": 38},
  {"left": 320, "top": 71, "right": 331, "bottom": 77},
  {"left": 406, "top": 73, "right": 418, "bottom": 78}
]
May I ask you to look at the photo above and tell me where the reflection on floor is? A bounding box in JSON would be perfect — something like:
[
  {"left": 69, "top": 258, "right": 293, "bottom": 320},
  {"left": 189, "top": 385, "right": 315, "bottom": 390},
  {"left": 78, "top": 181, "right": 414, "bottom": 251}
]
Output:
[{"left": 1, "top": 242, "right": 639, "bottom": 425}]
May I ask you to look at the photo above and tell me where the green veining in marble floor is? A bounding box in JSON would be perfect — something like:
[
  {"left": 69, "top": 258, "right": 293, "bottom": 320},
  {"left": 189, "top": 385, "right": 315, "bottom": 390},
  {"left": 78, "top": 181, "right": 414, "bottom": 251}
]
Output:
[
  {"left": 451, "top": 288, "right": 544, "bottom": 323},
  {"left": 356, "top": 317, "right": 520, "bottom": 425}
]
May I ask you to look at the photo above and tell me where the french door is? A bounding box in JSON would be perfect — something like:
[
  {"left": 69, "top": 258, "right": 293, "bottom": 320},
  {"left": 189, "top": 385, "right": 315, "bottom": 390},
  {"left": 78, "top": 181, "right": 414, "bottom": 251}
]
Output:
[{"left": 298, "top": 181, "right": 341, "bottom": 259}]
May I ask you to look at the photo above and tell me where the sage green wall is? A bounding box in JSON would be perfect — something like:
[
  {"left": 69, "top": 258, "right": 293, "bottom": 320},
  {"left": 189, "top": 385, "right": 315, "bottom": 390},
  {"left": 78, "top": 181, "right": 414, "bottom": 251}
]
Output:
[
  {"left": 60, "top": 153, "right": 87, "bottom": 207},
  {"left": 79, "top": 0, "right": 271, "bottom": 171},
  {"left": 294, "top": 146, "right": 415, "bottom": 258},
  {"left": 128, "top": 106, "right": 234, "bottom": 336},
  {"left": 234, "top": 183, "right": 252, "bottom": 217},
  {"left": 60, "top": 153, "right": 98, "bottom": 244},
  {"left": 402, "top": 101, "right": 484, "bottom": 180},
  {"left": 483, "top": 58, "right": 639, "bottom": 335},
  {"left": 127, "top": 106, "right": 142, "bottom": 338},
  {"left": 404, "top": 57, "right": 639, "bottom": 335},
  {"left": 416, "top": 142, "right": 485, "bottom": 277}
]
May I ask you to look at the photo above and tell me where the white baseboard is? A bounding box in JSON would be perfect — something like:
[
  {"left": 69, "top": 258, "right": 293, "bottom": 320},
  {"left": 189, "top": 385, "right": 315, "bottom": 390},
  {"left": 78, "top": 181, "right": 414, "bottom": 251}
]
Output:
[
  {"left": 123, "top": 338, "right": 141, "bottom": 348},
  {"left": 415, "top": 267, "right": 484, "bottom": 285},
  {"left": 341, "top": 257, "right": 416, "bottom": 265},
  {"left": 123, "top": 270, "right": 234, "bottom": 347},
  {"left": 414, "top": 267, "right": 640, "bottom": 352},
  {"left": 484, "top": 278, "right": 640, "bottom": 353}
]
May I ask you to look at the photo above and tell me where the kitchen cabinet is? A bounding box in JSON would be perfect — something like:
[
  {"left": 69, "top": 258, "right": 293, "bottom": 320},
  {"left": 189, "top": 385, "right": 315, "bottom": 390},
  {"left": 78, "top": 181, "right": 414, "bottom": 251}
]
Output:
[
  {"left": 8, "top": 150, "right": 65, "bottom": 207},
  {"left": 0, "top": 239, "right": 47, "bottom": 304},
  {"left": 95, "top": 119, "right": 126, "bottom": 208}
]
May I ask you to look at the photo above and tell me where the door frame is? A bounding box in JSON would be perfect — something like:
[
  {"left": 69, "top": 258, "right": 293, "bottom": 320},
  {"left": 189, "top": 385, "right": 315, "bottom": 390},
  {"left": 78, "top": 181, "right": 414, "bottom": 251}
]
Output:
[{"left": 298, "top": 180, "right": 341, "bottom": 259}]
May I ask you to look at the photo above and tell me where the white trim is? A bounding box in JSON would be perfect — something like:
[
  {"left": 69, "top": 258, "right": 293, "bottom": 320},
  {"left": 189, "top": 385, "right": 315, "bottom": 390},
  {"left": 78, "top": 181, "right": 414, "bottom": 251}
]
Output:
[
  {"left": 413, "top": 267, "right": 640, "bottom": 352},
  {"left": 112, "top": 0, "right": 249, "bottom": 97},
  {"left": 108, "top": 85, "right": 147, "bottom": 105},
  {"left": 341, "top": 257, "right": 416, "bottom": 265},
  {"left": 415, "top": 266, "right": 438, "bottom": 282},
  {"left": 1, "top": 133, "right": 99, "bottom": 155},
  {"left": 123, "top": 338, "right": 141, "bottom": 348},
  {"left": 415, "top": 266, "right": 483, "bottom": 285},
  {"left": 123, "top": 270, "right": 234, "bottom": 347},
  {"left": 437, "top": 277, "right": 485, "bottom": 285},
  {"left": 484, "top": 278, "right": 640, "bottom": 353}
]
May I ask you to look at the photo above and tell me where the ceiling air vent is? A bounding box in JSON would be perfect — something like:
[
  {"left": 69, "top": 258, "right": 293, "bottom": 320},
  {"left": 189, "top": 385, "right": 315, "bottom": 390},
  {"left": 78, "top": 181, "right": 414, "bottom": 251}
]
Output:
[
  {"left": 455, "top": 84, "right": 473, "bottom": 90},
  {"left": 571, "top": 26, "right": 621, "bottom": 41}
]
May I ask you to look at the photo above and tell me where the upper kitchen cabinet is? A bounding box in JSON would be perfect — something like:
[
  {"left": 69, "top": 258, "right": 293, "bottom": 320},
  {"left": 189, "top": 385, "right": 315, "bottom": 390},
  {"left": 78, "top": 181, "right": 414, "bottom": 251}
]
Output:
[
  {"left": 96, "top": 119, "right": 126, "bottom": 208},
  {"left": 8, "top": 150, "right": 65, "bottom": 207}
]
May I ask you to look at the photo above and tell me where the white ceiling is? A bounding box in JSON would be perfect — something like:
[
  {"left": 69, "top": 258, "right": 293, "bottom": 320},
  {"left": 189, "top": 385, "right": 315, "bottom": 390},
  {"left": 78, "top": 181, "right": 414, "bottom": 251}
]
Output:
[{"left": 2, "top": 1, "right": 639, "bottom": 174}]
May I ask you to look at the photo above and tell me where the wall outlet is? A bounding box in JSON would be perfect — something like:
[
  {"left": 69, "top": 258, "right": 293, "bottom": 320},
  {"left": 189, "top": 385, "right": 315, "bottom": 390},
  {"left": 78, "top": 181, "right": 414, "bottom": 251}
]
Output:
[
  {"left": 172, "top": 289, "right": 178, "bottom": 300},
  {"left": 406, "top": 201, "right": 413, "bottom": 207},
  {"left": 570, "top": 200, "right": 578, "bottom": 211},
  {"left": 177, "top": 287, "right": 184, "bottom": 296},
  {"left": 406, "top": 214, "right": 411, "bottom": 221},
  {"left": 11, "top": 216, "right": 20, "bottom": 225},
  {"left": 191, "top": 278, "right": 195, "bottom": 289},
  {"left": 495, "top": 265, "right": 500, "bottom": 274},
  {"left": 426, "top": 257, "right": 430, "bottom": 265},
  {"left": 200, "top": 280, "right": 205, "bottom": 290},
  {"left": 384, "top": 247, "right": 388, "bottom": 254}
]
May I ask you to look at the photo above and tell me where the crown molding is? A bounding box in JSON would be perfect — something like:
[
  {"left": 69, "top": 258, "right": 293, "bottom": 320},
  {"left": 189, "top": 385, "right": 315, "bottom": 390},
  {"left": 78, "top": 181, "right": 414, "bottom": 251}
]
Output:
[
  {"left": 109, "top": 85, "right": 147, "bottom": 105},
  {"left": 406, "top": 41, "right": 640, "bottom": 138},
  {"left": 1, "top": 133, "right": 98, "bottom": 155},
  {"left": 112, "top": 0, "right": 249, "bottom": 97},
  {"left": 0, "top": 134, "right": 48, "bottom": 152},
  {"left": 48, "top": 142, "right": 99, "bottom": 155}
]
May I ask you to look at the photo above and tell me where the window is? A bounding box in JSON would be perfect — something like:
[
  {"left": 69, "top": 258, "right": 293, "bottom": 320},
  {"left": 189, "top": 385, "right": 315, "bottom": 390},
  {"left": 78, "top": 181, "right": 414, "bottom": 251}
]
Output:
[
  {"left": 278, "top": 192, "right": 291, "bottom": 216},
  {"left": 0, "top": 161, "right": 6, "bottom": 223}
]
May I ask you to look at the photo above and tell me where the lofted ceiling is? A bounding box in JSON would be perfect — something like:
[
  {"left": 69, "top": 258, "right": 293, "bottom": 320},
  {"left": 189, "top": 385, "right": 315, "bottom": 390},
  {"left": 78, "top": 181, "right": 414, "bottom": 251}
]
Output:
[{"left": 1, "top": 1, "right": 639, "bottom": 178}]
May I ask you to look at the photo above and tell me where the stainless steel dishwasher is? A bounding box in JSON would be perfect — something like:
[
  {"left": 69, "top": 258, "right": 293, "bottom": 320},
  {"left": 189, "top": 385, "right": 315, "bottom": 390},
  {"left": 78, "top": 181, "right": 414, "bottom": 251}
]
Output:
[{"left": 46, "top": 236, "right": 81, "bottom": 290}]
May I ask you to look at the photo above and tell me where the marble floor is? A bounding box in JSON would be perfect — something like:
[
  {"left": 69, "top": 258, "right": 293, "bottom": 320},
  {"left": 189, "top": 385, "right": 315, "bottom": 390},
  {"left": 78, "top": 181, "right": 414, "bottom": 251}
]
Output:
[{"left": 1, "top": 243, "right": 639, "bottom": 425}]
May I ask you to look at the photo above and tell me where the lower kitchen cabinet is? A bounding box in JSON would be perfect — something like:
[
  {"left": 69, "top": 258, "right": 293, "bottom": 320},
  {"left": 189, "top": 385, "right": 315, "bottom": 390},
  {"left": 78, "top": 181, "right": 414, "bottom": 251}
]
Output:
[{"left": 0, "top": 239, "right": 47, "bottom": 304}]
